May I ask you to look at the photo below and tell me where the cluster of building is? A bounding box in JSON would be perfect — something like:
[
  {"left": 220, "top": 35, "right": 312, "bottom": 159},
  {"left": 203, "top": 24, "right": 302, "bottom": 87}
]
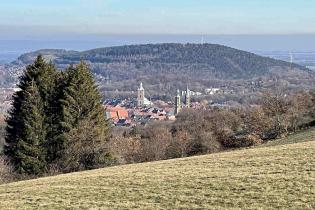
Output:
[
  {"left": 104, "top": 82, "right": 224, "bottom": 126},
  {"left": 104, "top": 103, "right": 175, "bottom": 127},
  {"left": 104, "top": 83, "right": 193, "bottom": 126}
]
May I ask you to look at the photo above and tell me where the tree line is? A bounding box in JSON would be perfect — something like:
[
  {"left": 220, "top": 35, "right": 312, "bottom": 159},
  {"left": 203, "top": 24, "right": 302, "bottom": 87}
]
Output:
[{"left": 4, "top": 56, "right": 112, "bottom": 175}]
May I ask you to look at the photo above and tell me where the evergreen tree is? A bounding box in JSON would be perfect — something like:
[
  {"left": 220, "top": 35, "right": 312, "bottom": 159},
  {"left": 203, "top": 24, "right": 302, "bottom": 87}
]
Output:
[
  {"left": 5, "top": 80, "right": 46, "bottom": 174},
  {"left": 45, "top": 71, "right": 67, "bottom": 163},
  {"left": 29, "top": 57, "right": 60, "bottom": 164},
  {"left": 5, "top": 57, "right": 111, "bottom": 174},
  {"left": 16, "top": 55, "right": 57, "bottom": 106},
  {"left": 54, "top": 62, "right": 111, "bottom": 171},
  {"left": 5, "top": 55, "right": 56, "bottom": 174}
]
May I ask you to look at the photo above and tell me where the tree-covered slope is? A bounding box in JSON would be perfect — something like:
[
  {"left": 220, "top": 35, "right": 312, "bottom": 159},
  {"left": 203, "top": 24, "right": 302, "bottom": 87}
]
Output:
[
  {"left": 16, "top": 43, "right": 309, "bottom": 79},
  {"left": 3, "top": 43, "right": 313, "bottom": 100}
]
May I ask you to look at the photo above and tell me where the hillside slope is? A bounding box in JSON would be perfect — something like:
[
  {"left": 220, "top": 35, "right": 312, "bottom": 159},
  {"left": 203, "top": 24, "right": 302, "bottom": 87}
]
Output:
[{"left": 0, "top": 134, "right": 314, "bottom": 209}]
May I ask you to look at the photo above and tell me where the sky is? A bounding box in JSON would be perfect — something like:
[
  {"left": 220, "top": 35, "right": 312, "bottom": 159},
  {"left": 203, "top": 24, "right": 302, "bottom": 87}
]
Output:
[{"left": 0, "top": 0, "right": 315, "bottom": 39}]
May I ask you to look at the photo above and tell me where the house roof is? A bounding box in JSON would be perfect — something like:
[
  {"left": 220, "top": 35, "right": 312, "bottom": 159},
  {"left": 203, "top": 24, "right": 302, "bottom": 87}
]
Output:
[{"left": 105, "top": 105, "right": 129, "bottom": 120}]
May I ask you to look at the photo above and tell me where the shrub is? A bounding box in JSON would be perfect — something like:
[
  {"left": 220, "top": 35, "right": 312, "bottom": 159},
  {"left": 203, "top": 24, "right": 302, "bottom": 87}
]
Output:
[
  {"left": 165, "top": 140, "right": 183, "bottom": 159},
  {"left": 185, "top": 132, "right": 221, "bottom": 156},
  {"left": 185, "top": 139, "right": 208, "bottom": 156},
  {"left": 0, "top": 156, "right": 15, "bottom": 184},
  {"left": 220, "top": 131, "right": 262, "bottom": 148}
]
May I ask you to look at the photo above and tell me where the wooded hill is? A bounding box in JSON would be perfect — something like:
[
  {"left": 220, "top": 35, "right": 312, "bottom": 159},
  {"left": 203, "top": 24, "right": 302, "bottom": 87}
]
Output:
[
  {"left": 4, "top": 43, "right": 314, "bottom": 100},
  {"left": 16, "top": 43, "right": 310, "bottom": 79}
]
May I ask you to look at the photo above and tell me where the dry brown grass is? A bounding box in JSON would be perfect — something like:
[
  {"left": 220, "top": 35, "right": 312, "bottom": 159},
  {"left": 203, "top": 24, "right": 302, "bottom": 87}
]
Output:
[{"left": 0, "top": 135, "right": 314, "bottom": 209}]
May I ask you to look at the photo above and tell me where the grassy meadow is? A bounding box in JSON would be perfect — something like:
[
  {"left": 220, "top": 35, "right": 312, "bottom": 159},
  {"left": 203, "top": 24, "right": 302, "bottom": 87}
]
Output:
[{"left": 0, "top": 129, "right": 314, "bottom": 209}]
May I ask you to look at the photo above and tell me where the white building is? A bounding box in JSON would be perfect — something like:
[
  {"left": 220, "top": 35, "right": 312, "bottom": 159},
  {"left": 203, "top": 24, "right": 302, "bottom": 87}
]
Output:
[{"left": 137, "top": 82, "right": 153, "bottom": 107}]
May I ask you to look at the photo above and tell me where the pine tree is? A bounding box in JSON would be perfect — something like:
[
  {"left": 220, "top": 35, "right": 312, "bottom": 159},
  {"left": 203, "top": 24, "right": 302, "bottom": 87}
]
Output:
[
  {"left": 5, "top": 57, "right": 111, "bottom": 174},
  {"left": 30, "top": 57, "right": 59, "bottom": 164},
  {"left": 17, "top": 55, "right": 57, "bottom": 104},
  {"left": 55, "top": 61, "right": 111, "bottom": 172},
  {"left": 5, "top": 55, "right": 56, "bottom": 174},
  {"left": 5, "top": 81, "right": 46, "bottom": 174},
  {"left": 45, "top": 71, "right": 68, "bottom": 163}
]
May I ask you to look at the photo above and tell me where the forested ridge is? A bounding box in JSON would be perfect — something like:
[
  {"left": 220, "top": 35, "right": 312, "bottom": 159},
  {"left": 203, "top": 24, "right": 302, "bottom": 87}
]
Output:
[
  {"left": 17, "top": 43, "right": 309, "bottom": 80},
  {"left": 0, "top": 43, "right": 311, "bottom": 102}
]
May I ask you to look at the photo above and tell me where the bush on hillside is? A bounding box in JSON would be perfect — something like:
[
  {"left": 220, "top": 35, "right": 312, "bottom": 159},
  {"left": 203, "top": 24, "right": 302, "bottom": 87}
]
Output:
[{"left": 0, "top": 156, "right": 15, "bottom": 184}]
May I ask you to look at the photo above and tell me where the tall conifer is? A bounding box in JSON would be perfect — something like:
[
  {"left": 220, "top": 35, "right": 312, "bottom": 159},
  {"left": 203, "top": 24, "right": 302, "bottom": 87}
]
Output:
[
  {"left": 5, "top": 55, "right": 56, "bottom": 174},
  {"left": 5, "top": 57, "right": 110, "bottom": 174},
  {"left": 45, "top": 70, "right": 67, "bottom": 163},
  {"left": 14, "top": 81, "right": 46, "bottom": 174},
  {"left": 56, "top": 62, "right": 110, "bottom": 171}
]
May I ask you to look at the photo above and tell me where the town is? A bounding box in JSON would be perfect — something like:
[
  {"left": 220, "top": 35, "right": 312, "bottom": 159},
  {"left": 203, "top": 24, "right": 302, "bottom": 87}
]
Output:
[{"left": 104, "top": 82, "right": 214, "bottom": 126}]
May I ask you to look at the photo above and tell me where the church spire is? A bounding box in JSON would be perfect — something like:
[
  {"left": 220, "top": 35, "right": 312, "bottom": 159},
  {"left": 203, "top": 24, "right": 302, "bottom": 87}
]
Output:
[
  {"left": 185, "top": 86, "right": 191, "bottom": 108},
  {"left": 174, "top": 89, "right": 182, "bottom": 115},
  {"left": 137, "top": 82, "right": 145, "bottom": 107},
  {"left": 139, "top": 82, "right": 144, "bottom": 90}
]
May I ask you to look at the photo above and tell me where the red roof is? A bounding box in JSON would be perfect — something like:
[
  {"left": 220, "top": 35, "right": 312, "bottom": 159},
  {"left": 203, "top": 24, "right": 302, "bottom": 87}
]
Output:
[{"left": 105, "top": 105, "right": 129, "bottom": 120}]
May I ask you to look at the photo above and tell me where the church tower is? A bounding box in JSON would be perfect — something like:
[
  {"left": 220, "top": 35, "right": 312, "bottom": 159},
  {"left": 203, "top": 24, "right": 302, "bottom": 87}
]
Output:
[
  {"left": 137, "top": 82, "right": 145, "bottom": 107},
  {"left": 174, "top": 89, "right": 182, "bottom": 115},
  {"left": 184, "top": 86, "right": 191, "bottom": 108}
]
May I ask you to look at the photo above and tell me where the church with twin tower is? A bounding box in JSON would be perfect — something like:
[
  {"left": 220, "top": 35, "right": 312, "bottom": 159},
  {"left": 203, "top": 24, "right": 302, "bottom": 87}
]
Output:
[{"left": 174, "top": 87, "right": 191, "bottom": 115}]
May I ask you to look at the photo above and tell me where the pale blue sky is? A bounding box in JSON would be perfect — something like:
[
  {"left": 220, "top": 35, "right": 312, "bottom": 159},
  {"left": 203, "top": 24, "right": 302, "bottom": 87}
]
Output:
[{"left": 0, "top": 0, "right": 315, "bottom": 37}]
